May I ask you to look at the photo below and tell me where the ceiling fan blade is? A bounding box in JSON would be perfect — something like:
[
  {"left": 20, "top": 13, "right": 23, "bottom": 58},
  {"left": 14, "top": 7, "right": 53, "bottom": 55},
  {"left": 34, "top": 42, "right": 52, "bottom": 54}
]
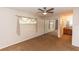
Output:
[
  {"left": 38, "top": 8, "right": 44, "bottom": 12},
  {"left": 47, "top": 8, "right": 54, "bottom": 12}
]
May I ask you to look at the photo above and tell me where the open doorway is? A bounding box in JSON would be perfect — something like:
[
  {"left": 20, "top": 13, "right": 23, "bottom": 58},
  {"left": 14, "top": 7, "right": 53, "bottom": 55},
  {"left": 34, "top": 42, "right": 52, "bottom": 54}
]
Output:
[
  {"left": 48, "top": 19, "right": 58, "bottom": 36},
  {"left": 58, "top": 11, "right": 73, "bottom": 37},
  {"left": 63, "top": 15, "right": 73, "bottom": 35},
  {"left": 59, "top": 12, "right": 73, "bottom": 43}
]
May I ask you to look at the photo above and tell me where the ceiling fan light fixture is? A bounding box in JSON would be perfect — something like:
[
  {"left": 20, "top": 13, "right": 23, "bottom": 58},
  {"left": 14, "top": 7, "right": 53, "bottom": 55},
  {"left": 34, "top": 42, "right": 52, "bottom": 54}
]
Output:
[
  {"left": 38, "top": 7, "right": 54, "bottom": 15},
  {"left": 43, "top": 12, "right": 47, "bottom": 15}
]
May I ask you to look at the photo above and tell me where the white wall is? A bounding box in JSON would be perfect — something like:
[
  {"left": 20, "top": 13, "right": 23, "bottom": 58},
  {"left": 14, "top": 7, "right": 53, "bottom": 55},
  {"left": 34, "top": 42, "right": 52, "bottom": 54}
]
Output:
[
  {"left": 72, "top": 8, "right": 79, "bottom": 47},
  {"left": 0, "top": 8, "right": 45, "bottom": 49}
]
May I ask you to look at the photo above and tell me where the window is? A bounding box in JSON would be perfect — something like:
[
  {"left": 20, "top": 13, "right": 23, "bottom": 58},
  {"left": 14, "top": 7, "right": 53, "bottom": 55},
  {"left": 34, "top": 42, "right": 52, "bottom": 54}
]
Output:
[
  {"left": 49, "top": 20, "right": 55, "bottom": 31},
  {"left": 16, "top": 16, "right": 38, "bottom": 35},
  {"left": 19, "top": 17, "right": 37, "bottom": 24}
]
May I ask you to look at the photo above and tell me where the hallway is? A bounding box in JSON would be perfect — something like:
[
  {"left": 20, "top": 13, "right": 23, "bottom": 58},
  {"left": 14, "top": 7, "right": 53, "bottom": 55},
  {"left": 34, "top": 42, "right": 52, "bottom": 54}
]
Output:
[{"left": 1, "top": 33, "right": 79, "bottom": 51}]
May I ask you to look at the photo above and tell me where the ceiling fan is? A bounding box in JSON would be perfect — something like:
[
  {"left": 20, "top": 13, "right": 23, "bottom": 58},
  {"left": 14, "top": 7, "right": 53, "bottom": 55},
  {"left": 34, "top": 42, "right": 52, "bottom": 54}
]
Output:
[{"left": 38, "top": 7, "right": 54, "bottom": 15}]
